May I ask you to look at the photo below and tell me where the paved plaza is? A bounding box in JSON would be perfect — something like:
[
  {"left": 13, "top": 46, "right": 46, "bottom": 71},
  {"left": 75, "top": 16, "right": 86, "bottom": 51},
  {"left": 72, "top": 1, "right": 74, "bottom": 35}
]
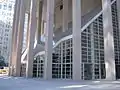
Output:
[{"left": 0, "top": 76, "right": 120, "bottom": 90}]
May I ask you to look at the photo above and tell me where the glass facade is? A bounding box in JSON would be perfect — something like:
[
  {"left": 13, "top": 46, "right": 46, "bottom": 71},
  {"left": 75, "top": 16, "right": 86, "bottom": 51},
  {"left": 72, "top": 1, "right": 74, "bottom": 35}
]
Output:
[
  {"left": 81, "top": 14, "right": 105, "bottom": 80},
  {"left": 111, "top": 1, "right": 120, "bottom": 79},
  {"left": 33, "top": 14, "right": 105, "bottom": 80},
  {"left": 33, "top": 54, "right": 44, "bottom": 78},
  {"left": 20, "top": 0, "right": 119, "bottom": 80},
  {"left": 52, "top": 39, "right": 72, "bottom": 79}
]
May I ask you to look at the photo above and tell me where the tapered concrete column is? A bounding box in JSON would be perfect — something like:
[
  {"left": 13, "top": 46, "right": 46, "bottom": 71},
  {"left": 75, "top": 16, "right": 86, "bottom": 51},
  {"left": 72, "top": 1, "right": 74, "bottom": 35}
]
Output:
[
  {"left": 72, "top": 0, "right": 82, "bottom": 80},
  {"left": 44, "top": 0, "right": 55, "bottom": 80},
  {"left": 9, "top": 0, "right": 21, "bottom": 76},
  {"left": 13, "top": 0, "right": 26, "bottom": 77},
  {"left": 102, "top": 0, "right": 116, "bottom": 80},
  {"left": 26, "top": 0, "right": 37, "bottom": 78},
  {"left": 62, "top": 0, "right": 68, "bottom": 32}
]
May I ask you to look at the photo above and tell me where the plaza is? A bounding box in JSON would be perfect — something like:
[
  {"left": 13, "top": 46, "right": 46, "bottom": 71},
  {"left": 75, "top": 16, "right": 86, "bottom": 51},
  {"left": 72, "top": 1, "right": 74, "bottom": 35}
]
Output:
[{"left": 0, "top": 76, "right": 120, "bottom": 90}]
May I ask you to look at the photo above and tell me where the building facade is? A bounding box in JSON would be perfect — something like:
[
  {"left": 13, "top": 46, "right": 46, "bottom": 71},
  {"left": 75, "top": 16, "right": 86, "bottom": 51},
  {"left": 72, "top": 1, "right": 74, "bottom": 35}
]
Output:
[
  {"left": 0, "top": 0, "right": 15, "bottom": 64},
  {"left": 9, "top": 0, "right": 120, "bottom": 80}
]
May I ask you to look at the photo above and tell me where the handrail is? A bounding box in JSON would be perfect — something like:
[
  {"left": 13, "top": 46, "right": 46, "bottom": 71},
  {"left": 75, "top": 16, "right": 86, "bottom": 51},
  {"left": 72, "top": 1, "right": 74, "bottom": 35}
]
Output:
[
  {"left": 21, "top": 48, "right": 27, "bottom": 55},
  {"left": 21, "top": 48, "right": 28, "bottom": 61},
  {"left": 111, "top": 0, "right": 116, "bottom": 4},
  {"left": 53, "top": 0, "right": 116, "bottom": 48},
  {"left": 34, "top": 51, "right": 45, "bottom": 57}
]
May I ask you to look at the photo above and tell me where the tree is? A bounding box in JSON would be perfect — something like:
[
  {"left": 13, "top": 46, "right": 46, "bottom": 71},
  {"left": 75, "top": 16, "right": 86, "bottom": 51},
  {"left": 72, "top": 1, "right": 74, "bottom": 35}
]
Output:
[{"left": 0, "top": 56, "right": 6, "bottom": 67}]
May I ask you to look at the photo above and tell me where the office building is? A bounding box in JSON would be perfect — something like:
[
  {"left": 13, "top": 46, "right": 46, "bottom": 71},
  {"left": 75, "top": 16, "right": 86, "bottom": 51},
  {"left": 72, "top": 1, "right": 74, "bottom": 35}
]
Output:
[{"left": 0, "top": 0, "right": 15, "bottom": 64}]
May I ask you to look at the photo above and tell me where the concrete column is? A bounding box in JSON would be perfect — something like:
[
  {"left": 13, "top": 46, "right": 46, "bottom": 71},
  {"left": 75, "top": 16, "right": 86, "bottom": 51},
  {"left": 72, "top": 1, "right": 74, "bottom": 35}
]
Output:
[
  {"left": 117, "top": 0, "right": 120, "bottom": 34},
  {"left": 37, "top": 1, "right": 43, "bottom": 43},
  {"left": 26, "top": 13, "right": 30, "bottom": 48},
  {"left": 102, "top": 0, "right": 116, "bottom": 80},
  {"left": 9, "top": 0, "right": 21, "bottom": 76},
  {"left": 9, "top": 0, "right": 18, "bottom": 76},
  {"left": 14, "top": 0, "right": 26, "bottom": 76},
  {"left": 117, "top": 1, "right": 120, "bottom": 33},
  {"left": 116, "top": 0, "right": 120, "bottom": 79},
  {"left": 26, "top": 0, "right": 37, "bottom": 78},
  {"left": 117, "top": 0, "right": 120, "bottom": 19},
  {"left": 44, "top": 0, "right": 55, "bottom": 80},
  {"left": 72, "top": 0, "right": 82, "bottom": 80},
  {"left": 91, "top": 24, "right": 95, "bottom": 80},
  {"left": 62, "top": 0, "right": 68, "bottom": 32},
  {"left": 41, "top": 1, "right": 47, "bottom": 36}
]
